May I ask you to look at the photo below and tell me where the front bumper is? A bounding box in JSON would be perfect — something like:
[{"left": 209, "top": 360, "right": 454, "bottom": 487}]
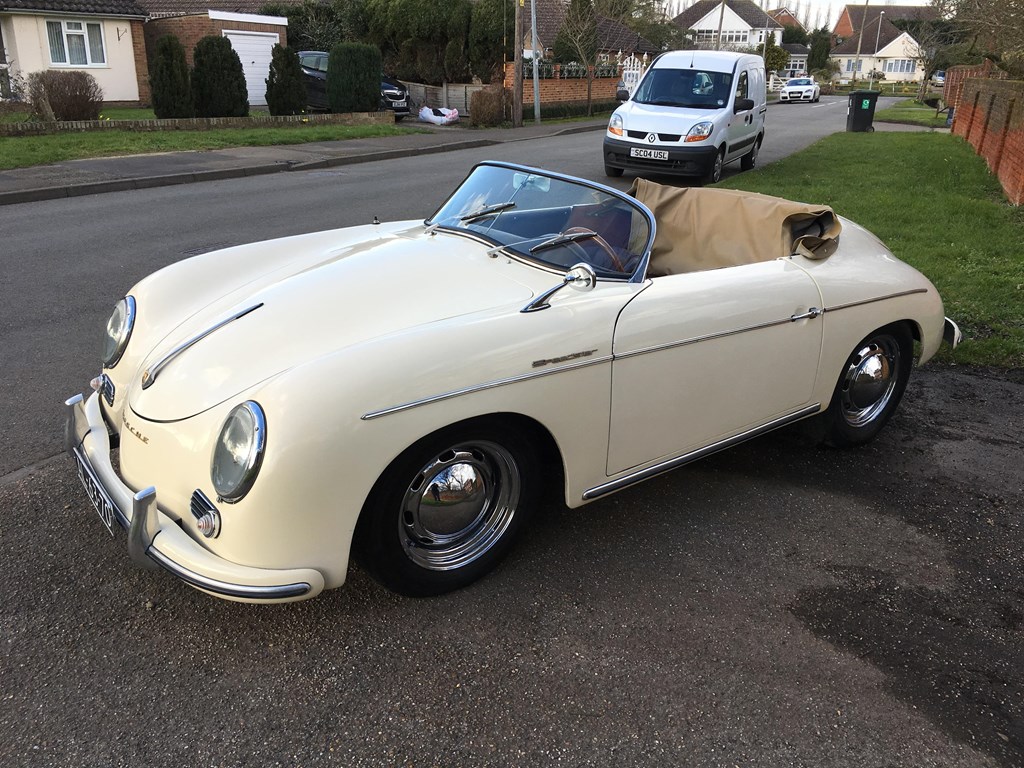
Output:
[
  {"left": 780, "top": 91, "right": 815, "bottom": 102},
  {"left": 603, "top": 136, "right": 718, "bottom": 177},
  {"left": 64, "top": 391, "right": 325, "bottom": 603}
]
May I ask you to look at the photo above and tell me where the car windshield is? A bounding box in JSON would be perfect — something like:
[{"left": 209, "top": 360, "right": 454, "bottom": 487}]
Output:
[
  {"left": 632, "top": 67, "right": 733, "bottom": 109},
  {"left": 426, "top": 163, "right": 653, "bottom": 279},
  {"left": 788, "top": 78, "right": 813, "bottom": 86}
]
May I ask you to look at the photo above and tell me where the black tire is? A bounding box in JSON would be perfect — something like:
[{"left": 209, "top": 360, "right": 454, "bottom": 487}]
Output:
[
  {"left": 702, "top": 148, "right": 724, "bottom": 185},
  {"left": 605, "top": 164, "right": 624, "bottom": 178},
  {"left": 823, "top": 323, "right": 914, "bottom": 448},
  {"left": 740, "top": 136, "right": 760, "bottom": 171},
  {"left": 354, "top": 419, "right": 539, "bottom": 596}
]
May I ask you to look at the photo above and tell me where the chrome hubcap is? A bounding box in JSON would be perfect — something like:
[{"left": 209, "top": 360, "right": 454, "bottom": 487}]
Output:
[
  {"left": 840, "top": 337, "right": 900, "bottom": 427},
  {"left": 399, "top": 441, "right": 520, "bottom": 571}
]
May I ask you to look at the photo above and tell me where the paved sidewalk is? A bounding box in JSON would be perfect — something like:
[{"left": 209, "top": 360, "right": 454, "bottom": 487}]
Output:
[{"left": 0, "top": 119, "right": 609, "bottom": 206}]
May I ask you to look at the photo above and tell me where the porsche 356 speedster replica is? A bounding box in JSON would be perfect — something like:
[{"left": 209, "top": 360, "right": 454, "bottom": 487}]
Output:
[{"left": 65, "top": 161, "right": 960, "bottom": 602}]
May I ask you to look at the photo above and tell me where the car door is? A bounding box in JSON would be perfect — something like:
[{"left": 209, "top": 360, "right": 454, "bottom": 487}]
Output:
[
  {"left": 726, "top": 67, "right": 757, "bottom": 161},
  {"left": 607, "top": 260, "right": 823, "bottom": 475}
]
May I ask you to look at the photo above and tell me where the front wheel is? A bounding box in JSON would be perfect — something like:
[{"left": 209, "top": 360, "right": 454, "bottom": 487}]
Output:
[
  {"left": 605, "top": 164, "right": 624, "bottom": 178},
  {"left": 354, "top": 421, "right": 539, "bottom": 596},
  {"left": 823, "top": 323, "right": 914, "bottom": 447},
  {"left": 702, "top": 148, "right": 724, "bottom": 185},
  {"left": 740, "top": 136, "right": 760, "bottom": 171}
]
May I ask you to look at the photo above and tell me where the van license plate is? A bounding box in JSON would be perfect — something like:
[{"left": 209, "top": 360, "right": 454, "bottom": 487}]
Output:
[{"left": 630, "top": 147, "right": 668, "bottom": 161}]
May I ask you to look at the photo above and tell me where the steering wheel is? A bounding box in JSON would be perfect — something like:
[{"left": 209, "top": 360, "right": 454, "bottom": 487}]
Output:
[{"left": 563, "top": 227, "right": 627, "bottom": 273}]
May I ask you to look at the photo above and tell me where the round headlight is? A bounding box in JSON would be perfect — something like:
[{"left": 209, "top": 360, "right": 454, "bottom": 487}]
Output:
[
  {"left": 102, "top": 296, "right": 136, "bottom": 368},
  {"left": 211, "top": 401, "right": 266, "bottom": 503}
]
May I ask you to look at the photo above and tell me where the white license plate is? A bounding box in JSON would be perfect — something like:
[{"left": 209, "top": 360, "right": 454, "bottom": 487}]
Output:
[
  {"left": 74, "top": 450, "right": 117, "bottom": 535},
  {"left": 392, "top": 100, "right": 407, "bottom": 108},
  {"left": 630, "top": 147, "right": 669, "bottom": 161}
]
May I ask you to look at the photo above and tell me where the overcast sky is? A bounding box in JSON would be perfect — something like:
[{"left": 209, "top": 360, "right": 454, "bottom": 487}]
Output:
[{"left": 666, "top": 0, "right": 935, "bottom": 32}]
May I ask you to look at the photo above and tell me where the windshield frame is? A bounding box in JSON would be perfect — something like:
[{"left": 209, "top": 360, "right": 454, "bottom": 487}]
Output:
[{"left": 424, "top": 161, "right": 657, "bottom": 283}]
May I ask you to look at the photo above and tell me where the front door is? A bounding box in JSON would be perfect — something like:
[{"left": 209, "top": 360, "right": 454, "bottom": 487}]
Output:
[{"left": 607, "top": 260, "right": 822, "bottom": 475}]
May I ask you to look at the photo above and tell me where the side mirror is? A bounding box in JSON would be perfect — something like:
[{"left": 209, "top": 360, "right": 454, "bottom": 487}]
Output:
[
  {"left": 734, "top": 98, "right": 755, "bottom": 113},
  {"left": 521, "top": 263, "right": 597, "bottom": 313},
  {"left": 616, "top": 88, "right": 630, "bottom": 102}
]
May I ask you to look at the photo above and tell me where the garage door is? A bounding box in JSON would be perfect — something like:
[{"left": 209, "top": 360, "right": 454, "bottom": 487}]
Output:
[{"left": 223, "top": 31, "right": 279, "bottom": 107}]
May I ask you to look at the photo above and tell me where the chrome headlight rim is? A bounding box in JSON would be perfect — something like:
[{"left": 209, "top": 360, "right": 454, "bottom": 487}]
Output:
[
  {"left": 211, "top": 401, "right": 267, "bottom": 504},
  {"left": 102, "top": 296, "right": 136, "bottom": 369}
]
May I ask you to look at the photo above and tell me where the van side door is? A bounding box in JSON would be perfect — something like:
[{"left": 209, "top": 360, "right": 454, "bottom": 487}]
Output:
[{"left": 726, "top": 68, "right": 757, "bottom": 161}]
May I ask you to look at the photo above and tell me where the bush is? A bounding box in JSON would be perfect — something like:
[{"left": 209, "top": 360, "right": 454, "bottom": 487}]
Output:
[
  {"left": 265, "top": 44, "right": 306, "bottom": 116},
  {"left": 327, "top": 42, "right": 381, "bottom": 113},
  {"left": 27, "top": 70, "right": 103, "bottom": 121},
  {"left": 469, "top": 85, "right": 507, "bottom": 126},
  {"left": 150, "top": 35, "right": 193, "bottom": 118},
  {"left": 191, "top": 36, "right": 249, "bottom": 118}
]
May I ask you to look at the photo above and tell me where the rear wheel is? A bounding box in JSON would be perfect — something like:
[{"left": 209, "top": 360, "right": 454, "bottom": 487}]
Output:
[
  {"left": 355, "top": 420, "right": 539, "bottom": 596},
  {"left": 824, "top": 324, "right": 914, "bottom": 447}
]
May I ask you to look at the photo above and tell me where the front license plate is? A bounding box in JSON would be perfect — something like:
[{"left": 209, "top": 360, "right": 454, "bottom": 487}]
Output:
[
  {"left": 630, "top": 147, "right": 669, "bottom": 161},
  {"left": 392, "top": 100, "right": 407, "bottom": 108},
  {"left": 74, "top": 450, "right": 117, "bottom": 535}
]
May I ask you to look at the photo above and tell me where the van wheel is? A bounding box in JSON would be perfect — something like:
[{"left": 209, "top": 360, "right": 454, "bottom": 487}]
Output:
[
  {"left": 740, "top": 137, "right": 760, "bottom": 171},
  {"left": 605, "top": 164, "right": 623, "bottom": 178},
  {"left": 703, "top": 149, "right": 724, "bottom": 185}
]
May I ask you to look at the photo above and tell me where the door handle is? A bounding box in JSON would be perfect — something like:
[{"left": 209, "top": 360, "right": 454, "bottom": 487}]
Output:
[{"left": 790, "top": 307, "right": 822, "bottom": 321}]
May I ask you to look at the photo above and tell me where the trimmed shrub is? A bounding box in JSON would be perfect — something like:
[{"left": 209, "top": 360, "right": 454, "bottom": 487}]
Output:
[
  {"left": 327, "top": 42, "right": 381, "bottom": 113},
  {"left": 265, "top": 44, "right": 307, "bottom": 116},
  {"left": 191, "top": 36, "right": 249, "bottom": 118},
  {"left": 469, "top": 85, "right": 507, "bottom": 127},
  {"left": 150, "top": 35, "right": 193, "bottom": 119},
  {"left": 27, "top": 70, "right": 103, "bottom": 121}
]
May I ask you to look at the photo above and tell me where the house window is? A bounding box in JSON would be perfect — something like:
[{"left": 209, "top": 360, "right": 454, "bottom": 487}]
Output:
[
  {"left": 845, "top": 59, "right": 862, "bottom": 72},
  {"left": 46, "top": 20, "right": 106, "bottom": 66},
  {"left": 883, "top": 59, "right": 916, "bottom": 73}
]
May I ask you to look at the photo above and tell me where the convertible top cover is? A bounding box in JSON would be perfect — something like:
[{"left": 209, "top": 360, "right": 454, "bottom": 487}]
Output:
[{"left": 629, "top": 179, "right": 842, "bottom": 276}]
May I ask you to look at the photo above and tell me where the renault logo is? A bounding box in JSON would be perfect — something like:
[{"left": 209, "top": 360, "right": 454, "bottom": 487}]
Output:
[{"left": 647, "top": 133, "right": 656, "bottom": 143}]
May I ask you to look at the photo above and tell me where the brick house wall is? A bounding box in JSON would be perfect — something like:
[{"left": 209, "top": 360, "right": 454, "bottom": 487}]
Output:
[
  {"left": 144, "top": 14, "right": 282, "bottom": 68},
  {"left": 502, "top": 62, "right": 622, "bottom": 105},
  {"left": 952, "top": 78, "right": 1024, "bottom": 206},
  {"left": 131, "top": 19, "right": 150, "bottom": 104}
]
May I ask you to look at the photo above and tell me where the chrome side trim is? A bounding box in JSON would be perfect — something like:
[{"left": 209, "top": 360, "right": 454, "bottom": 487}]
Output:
[
  {"left": 142, "top": 303, "right": 263, "bottom": 390},
  {"left": 361, "top": 354, "right": 614, "bottom": 420},
  {"left": 582, "top": 404, "right": 822, "bottom": 501},
  {"left": 615, "top": 314, "right": 799, "bottom": 361},
  {"left": 824, "top": 289, "right": 928, "bottom": 313},
  {"left": 146, "top": 548, "right": 312, "bottom": 600}
]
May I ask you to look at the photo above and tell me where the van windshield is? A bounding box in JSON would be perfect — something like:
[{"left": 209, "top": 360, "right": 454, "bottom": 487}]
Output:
[{"left": 632, "top": 68, "right": 733, "bottom": 109}]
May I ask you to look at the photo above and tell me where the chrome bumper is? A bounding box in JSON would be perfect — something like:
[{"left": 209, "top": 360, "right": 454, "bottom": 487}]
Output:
[
  {"left": 64, "top": 391, "right": 325, "bottom": 603},
  {"left": 943, "top": 316, "right": 963, "bottom": 348}
]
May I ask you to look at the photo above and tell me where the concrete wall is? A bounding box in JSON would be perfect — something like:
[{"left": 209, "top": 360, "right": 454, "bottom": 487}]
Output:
[
  {"left": 1, "top": 13, "right": 143, "bottom": 102},
  {"left": 952, "top": 78, "right": 1024, "bottom": 206}
]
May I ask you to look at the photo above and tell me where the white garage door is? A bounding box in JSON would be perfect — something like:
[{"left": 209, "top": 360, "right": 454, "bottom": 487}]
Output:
[{"left": 224, "top": 31, "right": 279, "bottom": 107}]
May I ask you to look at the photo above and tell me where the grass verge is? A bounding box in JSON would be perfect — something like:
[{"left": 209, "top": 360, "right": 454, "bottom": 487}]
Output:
[
  {"left": 0, "top": 123, "right": 423, "bottom": 170},
  {"left": 718, "top": 132, "right": 1024, "bottom": 368},
  {"left": 875, "top": 98, "right": 949, "bottom": 128}
]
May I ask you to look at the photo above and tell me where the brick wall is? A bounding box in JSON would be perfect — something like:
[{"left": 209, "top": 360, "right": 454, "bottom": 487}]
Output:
[
  {"left": 502, "top": 62, "right": 622, "bottom": 105},
  {"left": 144, "top": 16, "right": 283, "bottom": 68},
  {"left": 952, "top": 78, "right": 1024, "bottom": 206},
  {"left": 944, "top": 59, "right": 1007, "bottom": 111},
  {"left": 131, "top": 19, "right": 150, "bottom": 105}
]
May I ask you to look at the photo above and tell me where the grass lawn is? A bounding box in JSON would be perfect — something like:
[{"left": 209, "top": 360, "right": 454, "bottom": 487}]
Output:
[
  {"left": 0, "top": 123, "right": 423, "bottom": 170},
  {"left": 875, "top": 98, "right": 949, "bottom": 128},
  {"left": 718, "top": 132, "right": 1024, "bottom": 369}
]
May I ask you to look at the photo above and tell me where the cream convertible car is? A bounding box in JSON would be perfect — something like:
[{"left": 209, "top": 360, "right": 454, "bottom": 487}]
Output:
[{"left": 66, "top": 162, "right": 960, "bottom": 602}]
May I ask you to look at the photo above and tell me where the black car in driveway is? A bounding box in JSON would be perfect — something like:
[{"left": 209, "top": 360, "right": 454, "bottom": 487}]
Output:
[{"left": 297, "top": 51, "right": 411, "bottom": 119}]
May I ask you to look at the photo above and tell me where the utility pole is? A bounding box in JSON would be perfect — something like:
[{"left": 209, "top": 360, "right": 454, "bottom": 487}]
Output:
[
  {"left": 715, "top": 0, "right": 727, "bottom": 50},
  {"left": 513, "top": 0, "right": 523, "bottom": 128},
  {"left": 531, "top": 0, "right": 540, "bottom": 123},
  {"left": 851, "top": 0, "right": 870, "bottom": 89}
]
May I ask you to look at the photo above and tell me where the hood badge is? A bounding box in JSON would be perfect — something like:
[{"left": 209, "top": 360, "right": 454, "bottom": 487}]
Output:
[
  {"left": 533, "top": 349, "right": 598, "bottom": 368},
  {"left": 123, "top": 413, "right": 150, "bottom": 444}
]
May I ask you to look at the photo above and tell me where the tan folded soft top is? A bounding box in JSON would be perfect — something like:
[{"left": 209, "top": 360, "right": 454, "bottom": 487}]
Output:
[{"left": 629, "top": 178, "right": 842, "bottom": 277}]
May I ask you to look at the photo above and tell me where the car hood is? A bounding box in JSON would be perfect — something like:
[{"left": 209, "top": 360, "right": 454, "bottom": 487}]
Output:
[
  {"left": 128, "top": 225, "right": 536, "bottom": 422},
  {"left": 615, "top": 101, "right": 725, "bottom": 135}
]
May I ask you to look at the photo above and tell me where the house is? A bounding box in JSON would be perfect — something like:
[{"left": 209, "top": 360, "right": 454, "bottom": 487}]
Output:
[
  {"left": 781, "top": 42, "right": 808, "bottom": 77},
  {"left": 830, "top": 5, "right": 937, "bottom": 82},
  {"left": 525, "top": 0, "right": 659, "bottom": 61},
  {"left": 767, "top": 7, "right": 804, "bottom": 32},
  {"left": 139, "top": 0, "right": 296, "bottom": 107},
  {"left": 0, "top": 0, "right": 150, "bottom": 104},
  {"left": 672, "top": 0, "right": 783, "bottom": 51}
]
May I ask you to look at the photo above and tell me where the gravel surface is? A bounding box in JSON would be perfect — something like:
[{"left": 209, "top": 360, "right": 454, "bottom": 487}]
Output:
[{"left": 2, "top": 364, "right": 1021, "bottom": 767}]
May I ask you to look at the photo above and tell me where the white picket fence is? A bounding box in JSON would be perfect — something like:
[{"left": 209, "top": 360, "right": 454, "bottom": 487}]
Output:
[{"left": 620, "top": 53, "right": 650, "bottom": 95}]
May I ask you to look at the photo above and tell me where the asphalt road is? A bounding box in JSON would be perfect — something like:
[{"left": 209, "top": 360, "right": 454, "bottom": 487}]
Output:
[{"left": 2, "top": 98, "right": 1021, "bottom": 767}]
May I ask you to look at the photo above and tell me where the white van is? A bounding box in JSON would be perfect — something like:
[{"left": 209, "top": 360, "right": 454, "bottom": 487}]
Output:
[{"left": 603, "top": 50, "right": 767, "bottom": 184}]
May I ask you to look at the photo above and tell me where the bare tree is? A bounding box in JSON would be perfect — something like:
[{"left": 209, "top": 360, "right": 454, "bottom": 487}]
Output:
[
  {"left": 554, "top": 0, "right": 599, "bottom": 115},
  {"left": 950, "top": 0, "right": 1024, "bottom": 76}
]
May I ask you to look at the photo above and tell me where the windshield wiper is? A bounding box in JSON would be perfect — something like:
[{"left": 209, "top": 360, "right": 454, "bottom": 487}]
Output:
[
  {"left": 459, "top": 201, "right": 516, "bottom": 223},
  {"left": 530, "top": 229, "right": 598, "bottom": 254}
]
